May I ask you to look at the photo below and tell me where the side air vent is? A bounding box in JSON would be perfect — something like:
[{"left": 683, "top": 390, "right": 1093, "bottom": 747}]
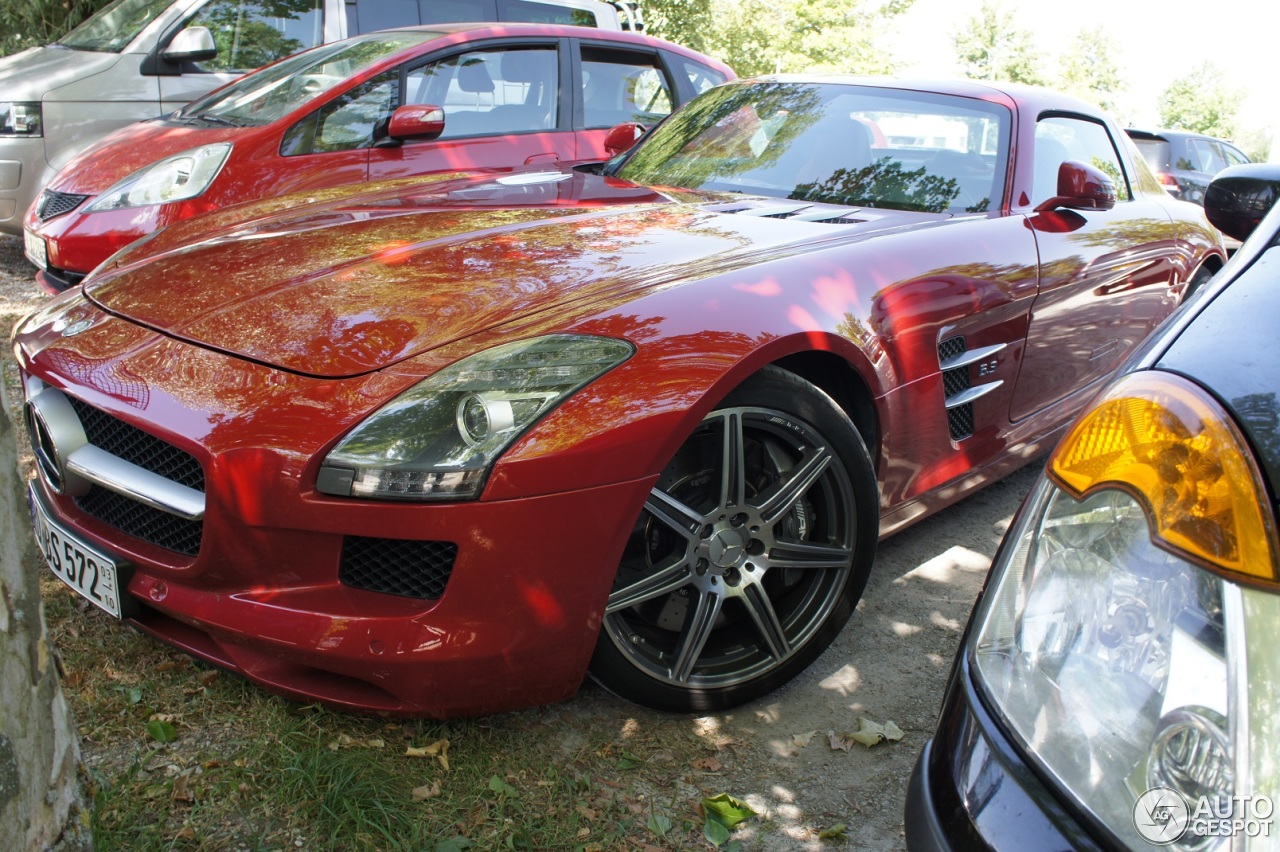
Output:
[
  {"left": 340, "top": 536, "right": 457, "bottom": 600},
  {"left": 937, "top": 337, "right": 1006, "bottom": 441}
]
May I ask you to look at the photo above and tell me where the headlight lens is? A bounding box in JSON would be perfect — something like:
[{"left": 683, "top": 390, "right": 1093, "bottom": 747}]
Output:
[
  {"left": 1, "top": 102, "right": 41, "bottom": 136},
  {"left": 83, "top": 143, "right": 232, "bottom": 212},
  {"left": 971, "top": 370, "right": 1279, "bottom": 849},
  {"left": 316, "top": 334, "right": 633, "bottom": 501}
]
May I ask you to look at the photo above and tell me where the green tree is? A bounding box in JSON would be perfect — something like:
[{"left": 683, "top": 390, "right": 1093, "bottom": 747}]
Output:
[
  {"left": 952, "top": 0, "right": 1044, "bottom": 85},
  {"left": 645, "top": 0, "right": 913, "bottom": 78},
  {"left": 1058, "top": 26, "right": 1123, "bottom": 114},
  {"left": 0, "top": 0, "right": 112, "bottom": 57},
  {"left": 1158, "top": 62, "right": 1242, "bottom": 139}
]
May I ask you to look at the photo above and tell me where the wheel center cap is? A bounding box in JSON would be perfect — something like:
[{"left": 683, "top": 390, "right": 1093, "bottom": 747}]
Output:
[{"left": 707, "top": 527, "right": 749, "bottom": 569}]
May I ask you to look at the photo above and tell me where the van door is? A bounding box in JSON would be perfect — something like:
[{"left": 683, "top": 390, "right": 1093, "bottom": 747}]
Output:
[
  {"left": 367, "top": 41, "right": 576, "bottom": 181},
  {"left": 158, "top": 0, "right": 328, "bottom": 113}
]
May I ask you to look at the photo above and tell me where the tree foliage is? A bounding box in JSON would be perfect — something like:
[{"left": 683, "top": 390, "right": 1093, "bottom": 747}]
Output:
[
  {"left": 952, "top": 0, "right": 1043, "bottom": 85},
  {"left": 1158, "top": 62, "right": 1242, "bottom": 139},
  {"left": 644, "top": 0, "right": 913, "bottom": 78},
  {"left": 1058, "top": 27, "right": 1123, "bottom": 114},
  {"left": 0, "top": 0, "right": 113, "bottom": 57}
]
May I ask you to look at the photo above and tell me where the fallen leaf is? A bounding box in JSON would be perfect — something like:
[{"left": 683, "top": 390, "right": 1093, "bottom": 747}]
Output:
[
  {"left": 174, "top": 826, "right": 197, "bottom": 841},
  {"left": 405, "top": 739, "right": 450, "bottom": 770},
  {"left": 170, "top": 775, "right": 195, "bottom": 804},
  {"left": 883, "top": 721, "right": 904, "bottom": 742},
  {"left": 792, "top": 731, "right": 818, "bottom": 748},
  {"left": 198, "top": 670, "right": 218, "bottom": 686},
  {"left": 576, "top": 827, "right": 590, "bottom": 839},
  {"left": 819, "top": 823, "right": 847, "bottom": 839},
  {"left": 146, "top": 719, "right": 178, "bottom": 744},
  {"left": 827, "top": 730, "right": 855, "bottom": 752},
  {"left": 411, "top": 782, "right": 441, "bottom": 801},
  {"left": 702, "top": 792, "right": 755, "bottom": 829},
  {"left": 576, "top": 804, "right": 597, "bottom": 821},
  {"left": 693, "top": 757, "right": 723, "bottom": 772}
]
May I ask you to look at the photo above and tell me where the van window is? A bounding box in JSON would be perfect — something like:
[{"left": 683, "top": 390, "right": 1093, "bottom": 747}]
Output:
[
  {"left": 188, "top": 0, "right": 325, "bottom": 73},
  {"left": 496, "top": 0, "right": 597, "bottom": 26},
  {"left": 346, "top": 0, "right": 497, "bottom": 32},
  {"left": 57, "top": 0, "right": 176, "bottom": 53},
  {"left": 183, "top": 31, "right": 435, "bottom": 127}
]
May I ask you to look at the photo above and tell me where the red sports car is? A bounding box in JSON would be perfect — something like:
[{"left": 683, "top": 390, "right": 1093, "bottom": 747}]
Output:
[
  {"left": 21, "top": 22, "right": 732, "bottom": 293},
  {"left": 14, "top": 77, "right": 1225, "bottom": 718}
]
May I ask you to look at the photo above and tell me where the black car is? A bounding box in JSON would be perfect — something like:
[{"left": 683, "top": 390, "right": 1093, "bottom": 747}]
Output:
[
  {"left": 1126, "top": 128, "right": 1251, "bottom": 206},
  {"left": 906, "top": 162, "right": 1280, "bottom": 851}
]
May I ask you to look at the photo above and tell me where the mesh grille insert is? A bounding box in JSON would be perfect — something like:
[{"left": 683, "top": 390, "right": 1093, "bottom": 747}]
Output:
[
  {"left": 37, "top": 190, "right": 89, "bottom": 221},
  {"left": 76, "top": 487, "right": 203, "bottom": 556},
  {"left": 68, "top": 398, "right": 205, "bottom": 492},
  {"left": 341, "top": 537, "right": 457, "bottom": 600},
  {"left": 948, "top": 404, "right": 975, "bottom": 441},
  {"left": 937, "top": 336, "right": 966, "bottom": 364}
]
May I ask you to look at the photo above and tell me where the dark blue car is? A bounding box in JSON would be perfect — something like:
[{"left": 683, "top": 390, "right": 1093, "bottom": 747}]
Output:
[{"left": 906, "top": 162, "right": 1280, "bottom": 851}]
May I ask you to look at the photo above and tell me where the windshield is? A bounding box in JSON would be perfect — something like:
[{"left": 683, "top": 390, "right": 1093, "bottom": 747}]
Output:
[
  {"left": 616, "top": 81, "right": 1012, "bottom": 215},
  {"left": 58, "top": 0, "right": 175, "bottom": 53},
  {"left": 177, "top": 31, "right": 438, "bottom": 127}
]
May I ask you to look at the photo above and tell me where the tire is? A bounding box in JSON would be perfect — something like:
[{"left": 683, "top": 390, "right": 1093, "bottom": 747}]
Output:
[
  {"left": 589, "top": 366, "right": 878, "bottom": 712},
  {"left": 1183, "top": 264, "right": 1216, "bottom": 300}
]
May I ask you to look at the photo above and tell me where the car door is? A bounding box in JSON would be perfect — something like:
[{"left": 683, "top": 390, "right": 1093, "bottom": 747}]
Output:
[
  {"left": 1010, "top": 114, "right": 1183, "bottom": 421},
  {"left": 159, "top": 0, "right": 328, "bottom": 113},
  {"left": 367, "top": 39, "right": 577, "bottom": 181}
]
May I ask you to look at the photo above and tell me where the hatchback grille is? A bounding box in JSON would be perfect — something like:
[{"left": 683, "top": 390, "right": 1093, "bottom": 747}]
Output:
[
  {"left": 36, "top": 190, "right": 89, "bottom": 221},
  {"left": 68, "top": 398, "right": 204, "bottom": 491},
  {"left": 76, "top": 486, "right": 203, "bottom": 556},
  {"left": 340, "top": 537, "right": 457, "bottom": 600}
]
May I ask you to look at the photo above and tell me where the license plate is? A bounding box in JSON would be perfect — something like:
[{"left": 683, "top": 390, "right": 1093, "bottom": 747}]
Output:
[
  {"left": 23, "top": 228, "right": 47, "bottom": 270},
  {"left": 29, "top": 482, "right": 122, "bottom": 618}
]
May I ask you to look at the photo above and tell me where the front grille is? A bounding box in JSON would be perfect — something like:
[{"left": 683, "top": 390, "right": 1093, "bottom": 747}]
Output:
[
  {"left": 37, "top": 190, "right": 89, "bottom": 221},
  {"left": 68, "top": 398, "right": 204, "bottom": 491},
  {"left": 340, "top": 537, "right": 457, "bottom": 600},
  {"left": 76, "top": 486, "right": 203, "bottom": 557}
]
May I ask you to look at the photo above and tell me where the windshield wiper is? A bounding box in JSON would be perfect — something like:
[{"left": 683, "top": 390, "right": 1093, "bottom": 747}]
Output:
[{"left": 188, "top": 113, "right": 246, "bottom": 128}]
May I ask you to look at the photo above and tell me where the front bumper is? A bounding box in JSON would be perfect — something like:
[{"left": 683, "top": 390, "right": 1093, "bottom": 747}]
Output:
[
  {"left": 0, "top": 135, "right": 44, "bottom": 234},
  {"left": 905, "top": 656, "right": 1108, "bottom": 851}
]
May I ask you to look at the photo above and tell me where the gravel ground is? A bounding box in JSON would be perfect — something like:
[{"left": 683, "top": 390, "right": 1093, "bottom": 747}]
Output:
[{"left": 0, "top": 230, "right": 1044, "bottom": 849}]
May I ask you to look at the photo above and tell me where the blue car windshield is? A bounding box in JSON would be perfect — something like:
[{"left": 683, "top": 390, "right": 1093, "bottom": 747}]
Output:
[
  {"left": 58, "top": 0, "right": 175, "bottom": 53},
  {"left": 616, "top": 80, "right": 1012, "bottom": 215},
  {"left": 176, "top": 31, "right": 438, "bottom": 127}
]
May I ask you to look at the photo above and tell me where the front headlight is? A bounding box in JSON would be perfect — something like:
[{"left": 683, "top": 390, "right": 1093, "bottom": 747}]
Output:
[
  {"left": 316, "top": 335, "right": 633, "bottom": 501},
  {"left": 971, "top": 370, "right": 1280, "bottom": 849},
  {"left": 83, "top": 143, "right": 232, "bottom": 212},
  {"left": 1, "top": 102, "right": 41, "bottom": 136}
]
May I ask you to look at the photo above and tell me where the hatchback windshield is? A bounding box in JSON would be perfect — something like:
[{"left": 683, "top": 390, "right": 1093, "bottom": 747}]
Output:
[
  {"left": 616, "top": 81, "right": 1011, "bottom": 215},
  {"left": 58, "top": 0, "right": 174, "bottom": 52},
  {"left": 177, "top": 31, "right": 438, "bottom": 127}
]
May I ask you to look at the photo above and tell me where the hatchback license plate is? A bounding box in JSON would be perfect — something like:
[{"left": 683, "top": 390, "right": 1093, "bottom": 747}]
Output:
[
  {"left": 29, "top": 483, "right": 122, "bottom": 618},
  {"left": 23, "top": 228, "right": 47, "bottom": 270}
]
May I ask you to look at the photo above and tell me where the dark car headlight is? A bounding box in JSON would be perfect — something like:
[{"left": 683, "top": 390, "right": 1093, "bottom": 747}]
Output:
[
  {"left": 969, "top": 370, "right": 1280, "bottom": 849},
  {"left": 316, "top": 334, "right": 633, "bottom": 501}
]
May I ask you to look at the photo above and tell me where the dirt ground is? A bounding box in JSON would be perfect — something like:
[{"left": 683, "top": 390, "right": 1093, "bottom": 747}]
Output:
[{"left": 0, "top": 232, "right": 1044, "bottom": 849}]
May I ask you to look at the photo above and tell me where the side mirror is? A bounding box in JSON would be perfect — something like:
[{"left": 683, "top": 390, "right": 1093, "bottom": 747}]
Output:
[
  {"left": 163, "top": 26, "right": 217, "bottom": 64},
  {"left": 385, "top": 104, "right": 446, "bottom": 143},
  {"left": 604, "top": 123, "right": 645, "bottom": 157},
  {"left": 1035, "top": 160, "right": 1117, "bottom": 212},
  {"left": 1204, "top": 163, "right": 1280, "bottom": 242}
]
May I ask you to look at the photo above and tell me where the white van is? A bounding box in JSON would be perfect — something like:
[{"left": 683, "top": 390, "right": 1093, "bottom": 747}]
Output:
[{"left": 0, "top": 0, "right": 641, "bottom": 235}]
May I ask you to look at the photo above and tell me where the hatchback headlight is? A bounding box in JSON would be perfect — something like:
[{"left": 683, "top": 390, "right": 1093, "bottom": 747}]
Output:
[
  {"left": 83, "top": 143, "right": 232, "bottom": 212},
  {"left": 1, "top": 102, "right": 41, "bottom": 136},
  {"left": 971, "top": 370, "right": 1280, "bottom": 849},
  {"left": 316, "top": 335, "right": 633, "bottom": 501}
]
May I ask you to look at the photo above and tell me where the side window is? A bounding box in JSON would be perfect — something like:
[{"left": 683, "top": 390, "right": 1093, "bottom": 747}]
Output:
[
  {"left": 189, "top": 0, "right": 323, "bottom": 73},
  {"left": 1187, "top": 138, "right": 1222, "bottom": 173},
  {"left": 416, "top": 47, "right": 559, "bottom": 138},
  {"left": 1032, "top": 115, "right": 1131, "bottom": 207},
  {"left": 1222, "top": 143, "right": 1249, "bottom": 168},
  {"left": 580, "top": 47, "right": 674, "bottom": 128},
  {"left": 496, "top": 0, "right": 597, "bottom": 25},
  {"left": 281, "top": 71, "right": 399, "bottom": 155},
  {"left": 680, "top": 59, "right": 728, "bottom": 96},
  {"left": 346, "top": 0, "right": 495, "bottom": 32}
]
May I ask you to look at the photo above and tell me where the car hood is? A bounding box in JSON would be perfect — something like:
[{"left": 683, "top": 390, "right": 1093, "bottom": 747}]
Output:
[
  {"left": 48, "top": 119, "right": 239, "bottom": 195},
  {"left": 0, "top": 45, "right": 120, "bottom": 101},
  {"left": 85, "top": 168, "right": 935, "bottom": 379}
]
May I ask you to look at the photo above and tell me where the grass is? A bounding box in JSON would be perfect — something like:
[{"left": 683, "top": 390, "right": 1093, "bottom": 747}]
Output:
[{"left": 39, "top": 576, "right": 755, "bottom": 851}]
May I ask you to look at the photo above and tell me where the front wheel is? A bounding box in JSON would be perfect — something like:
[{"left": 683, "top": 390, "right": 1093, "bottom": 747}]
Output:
[{"left": 589, "top": 367, "right": 878, "bottom": 712}]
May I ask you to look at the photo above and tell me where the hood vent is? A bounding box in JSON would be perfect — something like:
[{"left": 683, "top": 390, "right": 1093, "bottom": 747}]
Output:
[{"left": 712, "top": 201, "right": 865, "bottom": 225}]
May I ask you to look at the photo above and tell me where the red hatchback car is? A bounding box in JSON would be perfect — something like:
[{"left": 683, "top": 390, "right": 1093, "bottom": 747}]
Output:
[
  {"left": 22, "top": 22, "right": 732, "bottom": 293},
  {"left": 15, "top": 77, "right": 1224, "bottom": 719}
]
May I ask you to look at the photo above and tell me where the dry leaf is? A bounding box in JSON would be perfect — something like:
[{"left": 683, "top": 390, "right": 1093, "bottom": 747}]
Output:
[
  {"left": 883, "top": 721, "right": 904, "bottom": 742},
  {"left": 411, "top": 782, "right": 441, "bottom": 801},
  {"left": 405, "top": 738, "right": 450, "bottom": 770},
  {"left": 174, "top": 826, "right": 197, "bottom": 841},
  {"left": 828, "top": 730, "right": 855, "bottom": 752},
  {"left": 170, "top": 775, "right": 195, "bottom": 804},
  {"left": 198, "top": 670, "right": 218, "bottom": 686},
  {"left": 576, "top": 827, "right": 591, "bottom": 839},
  {"left": 792, "top": 730, "right": 818, "bottom": 747},
  {"left": 576, "top": 805, "right": 598, "bottom": 821},
  {"left": 693, "top": 757, "right": 723, "bottom": 772}
]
